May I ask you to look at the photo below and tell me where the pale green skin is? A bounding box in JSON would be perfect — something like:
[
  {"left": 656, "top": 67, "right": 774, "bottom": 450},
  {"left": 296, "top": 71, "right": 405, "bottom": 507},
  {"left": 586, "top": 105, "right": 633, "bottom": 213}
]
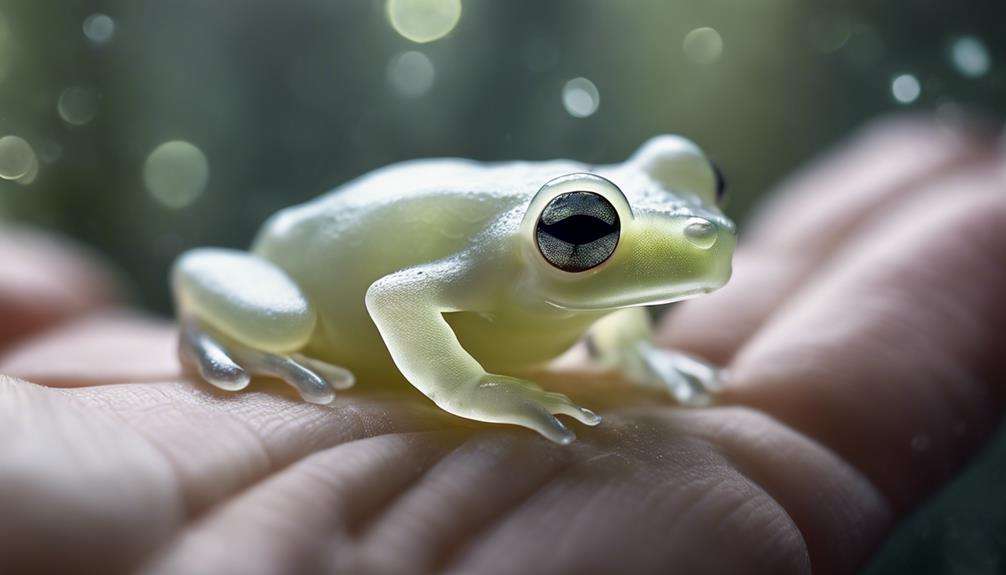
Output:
[{"left": 173, "top": 135, "right": 735, "bottom": 443}]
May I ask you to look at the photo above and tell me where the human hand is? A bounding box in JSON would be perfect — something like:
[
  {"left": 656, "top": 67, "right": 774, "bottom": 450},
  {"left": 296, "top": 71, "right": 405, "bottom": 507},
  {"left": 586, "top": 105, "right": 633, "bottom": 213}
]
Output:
[{"left": 1, "top": 116, "right": 1003, "bottom": 574}]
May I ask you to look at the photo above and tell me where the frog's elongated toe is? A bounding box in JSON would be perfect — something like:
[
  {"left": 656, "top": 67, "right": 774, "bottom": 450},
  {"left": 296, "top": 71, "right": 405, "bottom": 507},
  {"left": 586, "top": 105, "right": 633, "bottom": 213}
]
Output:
[
  {"left": 179, "top": 320, "right": 250, "bottom": 391},
  {"left": 179, "top": 318, "right": 353, "bottom": 404},
  {"left": 636, "top": 344, "right": 724, "bottom": 407}
]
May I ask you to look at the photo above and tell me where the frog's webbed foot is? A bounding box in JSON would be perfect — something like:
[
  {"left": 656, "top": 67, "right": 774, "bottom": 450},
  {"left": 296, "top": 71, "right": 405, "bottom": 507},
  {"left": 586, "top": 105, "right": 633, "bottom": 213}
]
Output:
[
  {"left": 632, "top": 343, "right": 724, "bottom": 407},
  {"left": 446, "top": 374, "right": 602, "bottom": 444},
  {"left": 179, "top": 319, "right": 354, "bottom": 404}
]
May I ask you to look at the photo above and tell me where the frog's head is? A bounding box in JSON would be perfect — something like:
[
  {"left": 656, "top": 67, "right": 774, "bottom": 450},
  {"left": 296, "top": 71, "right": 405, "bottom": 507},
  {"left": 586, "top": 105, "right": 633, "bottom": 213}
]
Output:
[{"left": 518, "top": 135, "right": 735, "bottom": 311}]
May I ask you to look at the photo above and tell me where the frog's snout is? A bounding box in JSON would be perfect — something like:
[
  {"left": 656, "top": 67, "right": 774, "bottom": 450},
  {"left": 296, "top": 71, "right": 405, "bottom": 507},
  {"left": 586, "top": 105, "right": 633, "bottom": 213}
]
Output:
[{"left": 682, "top": 217, "right": 718, "bottom": 250}]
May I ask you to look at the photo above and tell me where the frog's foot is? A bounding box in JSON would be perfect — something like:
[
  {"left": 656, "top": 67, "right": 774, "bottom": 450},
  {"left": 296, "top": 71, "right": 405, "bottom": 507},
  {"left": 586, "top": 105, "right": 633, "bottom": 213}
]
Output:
[
  {"left": 446, "top": 374, "right": 602, "bottom": 444},
  {"left": 179, "top": 320, "right": 354, "bottom": 405},
  {"left": 634, "top": 343, "right": 724, "bottom": 407}
]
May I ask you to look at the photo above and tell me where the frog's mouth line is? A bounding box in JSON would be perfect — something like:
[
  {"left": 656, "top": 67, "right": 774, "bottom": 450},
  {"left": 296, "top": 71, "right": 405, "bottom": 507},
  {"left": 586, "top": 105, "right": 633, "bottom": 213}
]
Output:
[{"left": 543, "top": 286, "right": 716, "bottom": 311}]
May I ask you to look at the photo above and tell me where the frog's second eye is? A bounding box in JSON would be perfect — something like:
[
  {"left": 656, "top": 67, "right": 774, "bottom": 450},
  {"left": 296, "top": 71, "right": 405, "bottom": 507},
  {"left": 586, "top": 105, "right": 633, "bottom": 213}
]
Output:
[
  {"left": 712, "top": 161, "right": 727, "bottom": 206},
  {"left": 535, "top": 191, "right": 620, "bottom": 272}
]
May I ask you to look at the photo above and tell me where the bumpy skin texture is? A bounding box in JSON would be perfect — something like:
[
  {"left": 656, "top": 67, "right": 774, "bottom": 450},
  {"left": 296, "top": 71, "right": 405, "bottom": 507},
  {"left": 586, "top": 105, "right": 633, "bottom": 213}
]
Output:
[{"left": 172, "top": 136, "right": 735, "bottom": 442}]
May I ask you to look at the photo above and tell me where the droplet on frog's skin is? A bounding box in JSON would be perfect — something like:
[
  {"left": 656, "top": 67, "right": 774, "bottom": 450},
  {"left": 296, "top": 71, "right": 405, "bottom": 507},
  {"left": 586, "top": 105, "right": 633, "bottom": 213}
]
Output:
[
  {"left": 83, "top": 13, "right": 115, "bottom": 45},
  {"left": 386, "top": 51, "right": 435, "bottom": 98},
  {"left": 386, "top": 0, "right": 461, "bottom": 44},
  {"left": 949, "top": 36, "right": 991, "bottom": 78},
  {"left": 683, "top": 27, "right": 724, "bottom": 65},
  {"left": 0, "top": 135, "right": 37, "bottom": 181},
  {"left": 891, "top": 73, "right": 921, "bottom": 104},
  {"left": 562, "top": 77, "right": 599, "bottom": 118},
  {"left": 683, "top": 217, "right": 718, "bottom": 250},
  {"left": 144, "top": 140, "right": 209, "bottom": 209},
  {"left": 58, "top": 86, "right": 99, "bottom": 126}
]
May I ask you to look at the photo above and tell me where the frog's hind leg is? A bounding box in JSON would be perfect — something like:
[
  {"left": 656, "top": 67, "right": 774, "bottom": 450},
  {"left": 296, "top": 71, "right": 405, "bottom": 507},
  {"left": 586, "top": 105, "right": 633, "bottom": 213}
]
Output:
[
  {"left": 173, "top": 248, "right": 354, "bottom": 404},
  {"left": 586, "top": 307, "right": 723, "bottom": 406}
]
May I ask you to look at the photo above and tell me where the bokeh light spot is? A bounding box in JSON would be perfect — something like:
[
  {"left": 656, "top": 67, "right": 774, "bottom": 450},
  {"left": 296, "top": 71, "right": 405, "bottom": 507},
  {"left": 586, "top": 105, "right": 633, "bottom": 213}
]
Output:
[
  {"left": 58, "top": 86, "right": 99, "bottom": 126},
  {"left": 83, "top": 13, "right": 115, "bottom": 45},
  {"left": 950, "top": 36, "right": 990, "bottom": 78},
  {"left": 386, "top": 0, "right": 461, "bottom": 44},
  {"left": 562, "top": 77, "right": 600, "bottom": 118},
  {"left": 891, "top": 73, "right": 921, "bottom": 104},
  {"left": 144, "top": 141, "right": 209, "bottom": 209},
  {"left": 683, "top": 27, "right": 724, "bottom": 65},
  {"left": 386, "top": 51, "right": 435, "bottom": 98},
  {"left": 0, "top": 135, "right": 37, "bottom": 181}
]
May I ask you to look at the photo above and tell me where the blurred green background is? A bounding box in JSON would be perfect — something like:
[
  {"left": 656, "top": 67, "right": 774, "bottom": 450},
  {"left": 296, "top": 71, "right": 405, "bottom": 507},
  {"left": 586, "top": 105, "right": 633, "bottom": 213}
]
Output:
[{"left": 0, "top": 1, "right": 1003, "bottom": 573}]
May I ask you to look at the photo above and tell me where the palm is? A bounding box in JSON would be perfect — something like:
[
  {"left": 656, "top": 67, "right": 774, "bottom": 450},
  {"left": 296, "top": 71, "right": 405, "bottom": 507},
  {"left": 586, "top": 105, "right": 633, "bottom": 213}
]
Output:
[{"left": 2, "top": 117, "right": 1004, "bottom": 575}]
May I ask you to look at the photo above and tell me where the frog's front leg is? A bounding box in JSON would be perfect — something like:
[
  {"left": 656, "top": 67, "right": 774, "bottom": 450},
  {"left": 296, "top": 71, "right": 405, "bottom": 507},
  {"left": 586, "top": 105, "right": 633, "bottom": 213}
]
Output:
[
  {"left": 365, "top": 263, "right": 601, "bottom": 444},
  {"left": 173, "top": 248, "right": 354, "bottom": 404},
  {"left": 587, "top": 307, "right": 724, "bottom": 406}
]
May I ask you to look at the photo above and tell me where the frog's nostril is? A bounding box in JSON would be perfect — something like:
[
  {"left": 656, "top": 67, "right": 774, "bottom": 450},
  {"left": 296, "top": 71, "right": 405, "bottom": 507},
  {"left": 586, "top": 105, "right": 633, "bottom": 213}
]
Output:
[{"left": 683, "top": 217, "right": 718, "bottom": 250}]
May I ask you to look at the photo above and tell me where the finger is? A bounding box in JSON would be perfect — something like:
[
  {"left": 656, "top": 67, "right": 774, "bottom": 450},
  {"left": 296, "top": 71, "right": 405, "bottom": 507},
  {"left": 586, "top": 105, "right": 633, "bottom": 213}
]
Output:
[
  {"left": 0, "top": 227, "right": 117, "bottom": 347},
  {"left": 0, "top": 311, "right": 181, "bottom": 386},
  {"left": 745, "top": 114, "right": 996, "bottom": 251},
  {"left": 660, "top": 116, "right": 997, "bottom": 364},
  {"left": 725, "top": 174, "right": 1006, "bottom": 510}
]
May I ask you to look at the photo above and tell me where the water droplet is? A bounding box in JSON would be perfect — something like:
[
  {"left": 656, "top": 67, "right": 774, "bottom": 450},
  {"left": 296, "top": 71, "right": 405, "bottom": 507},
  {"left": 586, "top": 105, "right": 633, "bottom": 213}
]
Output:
[
  {"left": 0, "top": 135, "right": 37, "bottom": 181},
  {"left": 684, "top": 217, "right": 718, "bottom": 249},
  {"left": 562, "top": 77, "right": 599, "bottom": 118},
  {"left": 144, "top": 140, "right": 209, "bottom": 209},
  {"left": 386, "top": 0, "right": 461, "bottom": 44},
  {"left": 83, "top": 13, "right": 115, "bottom": 45},
  {"left": 57, "top": 86, "right": 99, "bottom": 126},
  {"left": 683, "top": 27, "right": 723, "bottom": 65},
  {"left": 891, "top": 74, "right": 921, "bottom": 104},
  {"left": 949, "top": 36, "right": 990, "bottom": 78},
  {"left": 386, "top": 51, "right": 435, "bottom": 98}
]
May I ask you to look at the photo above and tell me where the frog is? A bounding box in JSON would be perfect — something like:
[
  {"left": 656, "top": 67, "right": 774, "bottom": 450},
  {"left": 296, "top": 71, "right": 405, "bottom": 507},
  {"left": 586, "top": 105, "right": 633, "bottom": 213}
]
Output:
[{"left": 171, "top": 135, "right": 736, "bottom": 444}]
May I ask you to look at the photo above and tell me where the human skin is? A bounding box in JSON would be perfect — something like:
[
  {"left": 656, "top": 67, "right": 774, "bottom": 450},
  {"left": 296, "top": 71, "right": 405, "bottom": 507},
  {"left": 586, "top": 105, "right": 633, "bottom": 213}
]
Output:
[{"left": 0, "top": 115, "right": 1003, "bottom": 574}]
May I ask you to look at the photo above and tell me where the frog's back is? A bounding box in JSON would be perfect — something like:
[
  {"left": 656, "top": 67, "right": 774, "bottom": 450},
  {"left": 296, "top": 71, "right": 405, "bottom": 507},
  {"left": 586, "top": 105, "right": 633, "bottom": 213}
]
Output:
[
  {"left": 248, "top": 157, "right": 582, "bottom": 374},
  {"left": 252, "top": 158, "right": 582, "bottom": 289}
]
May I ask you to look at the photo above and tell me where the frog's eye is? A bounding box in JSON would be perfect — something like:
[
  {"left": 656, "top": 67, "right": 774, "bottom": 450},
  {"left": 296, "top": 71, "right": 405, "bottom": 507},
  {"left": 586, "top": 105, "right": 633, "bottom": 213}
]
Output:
[
  {"left": 535, "top": 191, "right": 620, "bottom": 273},
  {"left": 711, "top": 161, "right": 727, "bottom": 206}
]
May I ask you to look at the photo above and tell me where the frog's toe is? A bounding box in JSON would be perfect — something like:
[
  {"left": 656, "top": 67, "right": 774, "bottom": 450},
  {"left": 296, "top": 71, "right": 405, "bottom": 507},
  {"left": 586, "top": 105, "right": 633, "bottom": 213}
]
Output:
[
  {"left": 179, "top": 319, "right": 250, "bottom": 391},
  {"left": 292, "top": 354, "right": 355, "bottom": 390},
  {"left": 542, "top": 391, "right": 602, "bottom": 426},
  {"left": 638, "top": 345, "right": 723, "bottom": 407},
  {"left": 228, "top": 347, "right": 338, "bottom": 405}
]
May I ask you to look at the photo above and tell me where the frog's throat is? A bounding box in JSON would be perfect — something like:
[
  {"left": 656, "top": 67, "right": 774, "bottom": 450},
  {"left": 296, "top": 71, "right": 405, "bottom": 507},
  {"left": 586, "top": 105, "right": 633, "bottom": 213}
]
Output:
[{"left": 543, "top": 286, "right": 716, "bottom": 312}]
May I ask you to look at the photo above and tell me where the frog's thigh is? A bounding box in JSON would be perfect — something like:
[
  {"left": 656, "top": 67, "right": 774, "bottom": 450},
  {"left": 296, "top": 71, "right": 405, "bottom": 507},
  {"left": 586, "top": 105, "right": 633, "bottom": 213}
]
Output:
[
  {"left": 586, "top": 307, "right": 723, "bottom": 406},
  {"left": 172, "top": 248, "right": 315, "bottom": 352},
  {"left": 173, "top": 248, "right": 352, "bottom": 403}
]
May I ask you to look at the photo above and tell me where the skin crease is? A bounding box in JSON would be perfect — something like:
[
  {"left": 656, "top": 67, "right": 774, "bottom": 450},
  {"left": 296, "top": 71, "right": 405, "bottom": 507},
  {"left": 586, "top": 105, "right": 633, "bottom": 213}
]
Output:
[{"left": 0, "top": 115, "right": 1003, "bottom": 574}]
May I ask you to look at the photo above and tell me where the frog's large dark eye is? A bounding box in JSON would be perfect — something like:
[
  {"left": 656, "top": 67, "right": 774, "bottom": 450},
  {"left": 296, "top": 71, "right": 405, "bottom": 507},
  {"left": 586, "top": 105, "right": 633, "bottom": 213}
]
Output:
[
  {"left": 535, "top": 191, "right": 620, "bottom": 272},
  {"left": 711, "top": 161, "right": 727, "bottom": 206}
]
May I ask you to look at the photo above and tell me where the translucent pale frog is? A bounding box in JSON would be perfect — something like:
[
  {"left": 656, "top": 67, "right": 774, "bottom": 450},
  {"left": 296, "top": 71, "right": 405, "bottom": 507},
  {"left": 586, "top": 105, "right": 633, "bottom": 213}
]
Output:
[{"left": 172, "top": 136, "right": 735, "bottom": 444}]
